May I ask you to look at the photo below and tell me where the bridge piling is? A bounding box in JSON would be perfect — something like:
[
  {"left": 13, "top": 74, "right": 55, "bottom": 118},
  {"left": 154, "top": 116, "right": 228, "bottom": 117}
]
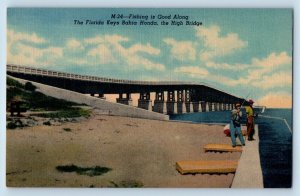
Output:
[
  {"left": 138, "top": 92, "right": 152, "bottom": 110},
  {"left": 176, "top": 90, "right": 186, "bottom": 114},
  {"left": 166, "top": 91, "right": 177, "bottom": 115},
  {"left": 153, "top": 92, "right": 167, "bottom": 114},
  {"left": 185, "top": 102, "right": 192, "bottom": 113},
  {"left": 216, "top": 103, "right": 220, "bottom": 111},
  {"left": 192, "top": 102, "right": 199, "bottom": 112},
  {"left": 221, "top": 103, "right": 225, "bottom": 111},
  {"left": 200, "top": 101, "right": 206, "bottom": 112},
  {"left": 212, "top": 102, "right": 216, "bottom": 111},
  {"left": 198, "top": 102, "right": 203, "bottom": 112},
  {"left": 176, "top": 102, "right": 186, "bottom": 114},
  {"left": 116, "top": 93, "right": 133, "bottom": 106},
  {"left": 209, "top": 102, "right": 213, "bottom": 111},
  {"left": 98, "top": 93, "right": 106, "bottom": 100}
]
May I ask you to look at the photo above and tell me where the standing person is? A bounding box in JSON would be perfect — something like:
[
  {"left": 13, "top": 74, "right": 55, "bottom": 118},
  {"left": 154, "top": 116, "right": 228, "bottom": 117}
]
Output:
[
  {"left": 230, "top": 103, "right": 245, "bottom": 147},
  {"left": 246, "top": 99, "right": 255, "bottom": 141}
]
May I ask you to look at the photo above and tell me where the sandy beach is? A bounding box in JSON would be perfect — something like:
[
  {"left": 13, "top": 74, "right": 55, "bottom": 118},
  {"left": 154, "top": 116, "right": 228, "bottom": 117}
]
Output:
[{"left": 6, "top": 113, "right": 241, "bottom": 188}]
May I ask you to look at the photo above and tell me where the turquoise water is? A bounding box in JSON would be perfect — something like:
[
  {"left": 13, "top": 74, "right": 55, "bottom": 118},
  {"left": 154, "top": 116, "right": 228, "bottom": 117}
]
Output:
[{"left": 170, "top": 108, "right": 292, "bottom": 188}]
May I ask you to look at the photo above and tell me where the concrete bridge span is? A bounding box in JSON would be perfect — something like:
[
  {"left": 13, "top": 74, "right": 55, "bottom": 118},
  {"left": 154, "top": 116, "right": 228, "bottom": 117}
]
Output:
[{"left": 7, "top": 64, "right": 246, "bottom": 115}]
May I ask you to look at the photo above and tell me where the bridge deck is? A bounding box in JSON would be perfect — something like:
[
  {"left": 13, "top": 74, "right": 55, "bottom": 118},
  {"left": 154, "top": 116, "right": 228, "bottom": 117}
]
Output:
[{"left": 7, "top": 64, "right": 245, "bottom": 104}]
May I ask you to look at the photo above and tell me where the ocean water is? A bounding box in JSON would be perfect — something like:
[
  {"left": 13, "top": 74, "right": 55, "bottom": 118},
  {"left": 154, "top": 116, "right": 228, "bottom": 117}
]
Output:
[{"left": 170, "top": 108, "right": 292, "bottom": 188}]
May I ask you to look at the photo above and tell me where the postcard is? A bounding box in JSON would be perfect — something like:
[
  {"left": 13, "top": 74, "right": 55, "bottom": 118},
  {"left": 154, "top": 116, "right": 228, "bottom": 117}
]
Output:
[{"left": 6, "top": 8, "right": 292, "bottom": 188}]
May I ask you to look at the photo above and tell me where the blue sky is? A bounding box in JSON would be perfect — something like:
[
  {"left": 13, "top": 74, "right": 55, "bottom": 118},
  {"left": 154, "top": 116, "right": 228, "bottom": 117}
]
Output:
[{"left": 7, "top": 8, "right": 293, "bottom": 107}]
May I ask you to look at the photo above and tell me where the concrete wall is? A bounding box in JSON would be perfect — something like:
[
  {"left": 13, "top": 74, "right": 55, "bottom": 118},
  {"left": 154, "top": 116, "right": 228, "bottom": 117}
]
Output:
[{"left": 8, "top": 76, "right": 169, "bottom": 121}]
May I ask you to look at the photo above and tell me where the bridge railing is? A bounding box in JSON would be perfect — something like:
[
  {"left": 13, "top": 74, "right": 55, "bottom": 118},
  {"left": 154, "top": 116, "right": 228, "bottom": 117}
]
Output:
[{"left": 7, "top": 64, "right": 197, "bottom": 86}]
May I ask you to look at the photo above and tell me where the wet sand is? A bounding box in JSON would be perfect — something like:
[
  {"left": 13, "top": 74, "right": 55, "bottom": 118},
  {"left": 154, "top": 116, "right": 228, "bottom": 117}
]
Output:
[{"left": 6, "top": 114, "right": 241, "bottom": 188}]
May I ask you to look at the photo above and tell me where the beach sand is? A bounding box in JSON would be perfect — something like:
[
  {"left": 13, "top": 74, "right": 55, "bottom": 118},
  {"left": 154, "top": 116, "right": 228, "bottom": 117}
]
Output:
[{"left": 6, "top": 114, "right": 241, "bottom": 188}]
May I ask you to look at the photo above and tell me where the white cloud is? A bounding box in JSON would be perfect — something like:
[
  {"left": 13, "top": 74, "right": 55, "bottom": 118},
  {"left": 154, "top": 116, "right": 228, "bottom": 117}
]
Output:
[
  {"left": 163, "top": 38, "right": 196, "bottom": 61},
  {"left": 195, "top": 25, "right": 248, "bottom": 61},
  {"left": 8, "top": 42, "right": 63, "bottom": 66},
  {"left": 199, "top": 52, "right": 292, "bottom": 90},
  {"left": 66, "top": 38, "right": 84, "bottom": 50},
  {"left": 84, "top": 34, "right": 128, "bottom": 45},
  {"left": 256, "top": 92, "right": 292, "bottom": 108},
  {"left": 251, "top": 71, "right": 292, "bottom": 89},
  {"left": 252, "top": 52, "right": 292, "bottom": 68},
  {"left": 7, "top": 29, "right": 165, "bottom": 71},
  {"left": 128, "top": 43, "right": 160, "bottom": 56},
  {"left": 7, "top": 29, "right": 64, "bottom": 66},
  {"left": 85, "top": 34, "right": 165, "bottom": 71},
  {"left": 174, "top": 66, "right": 209, "bottom": 78},
  {"left": 126, "top": 55, "right": 165, "bottom": 71},
  {"left": 7, "top": 29, "right": 47, "bottom": 44},
  {"left": 87, "top": 44, "right": 116, "bottom": 64},
  {"left": 205, "top": 61, "right": 249, "bottom": 70}
]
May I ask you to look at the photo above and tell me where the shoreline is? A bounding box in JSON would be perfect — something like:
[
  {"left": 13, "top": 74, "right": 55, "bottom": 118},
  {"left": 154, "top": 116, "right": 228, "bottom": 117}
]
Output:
[{"left": 6, "top": 113, "right": 241, "bottom": 188}]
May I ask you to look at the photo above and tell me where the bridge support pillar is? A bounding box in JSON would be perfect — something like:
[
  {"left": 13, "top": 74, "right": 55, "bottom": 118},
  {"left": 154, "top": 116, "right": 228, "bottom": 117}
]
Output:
[
  {"left": 192, "top": 102, "right": 200, "bottom": 112},
  {"left": 153, "top": 92, "right": 166, "bottom": 114},
  {"left": 216, "top": 103, "right": 219, "bottom": 111},
  {"left": 166, "top": 101, "right": 176, "bottom": 114},
  {"left": 225, "top": 103, "right": 229, "bottom": 110},
  {"left": 211, "top": 102, "right": 216, "bottom": 111},
  {"left": 218, "top": 102, "right": 222, "bottom": 111},
  {"left": 98, "top": 93, "right": 106, "bottom": 100},
  {"left": 219, "top": 103, "right": 222, "bottom": 111},
  {"left": 184, "top": 90, "right": 192, "bottom": 113},
  {"left": 176, "top": 90, "right": 186, "bottom": 114},
  {"left": 166, "top": 91, "right": 177, "bottom": 114},
  {"left": 176, "top": 102, "right": 186, "bottom": 114},
  {"left": 116, "top": 93, "right": 133, "bottom": 106},
  {"left": 207, "top": 102, "right": 212, "bottom": 111},
  {"left": 200, "top": 101, "right": 206, "bottom": 112},
  {"left": 185, "top": 102, "right": 192, "bottom": 113},
  {"left": 138, "top": 92, "right": 152, "bottom": 110},
  {"left": 205, "top": 102, "right": 210, "bottom": 112},
  {"left": 215, "top": 103, "right": 220, "bottom": 111},
  {"left": 154, "top": 101, "right": 166, "bottom": 114},
  {"left": 223, "top": 103, "right": 226, "bottom": 110},
  {"left": 226, "top": 103, "right": 229, "bottom": 110},
  {"left": 198, "top": 102, "right": 203, "bottom": 112}
]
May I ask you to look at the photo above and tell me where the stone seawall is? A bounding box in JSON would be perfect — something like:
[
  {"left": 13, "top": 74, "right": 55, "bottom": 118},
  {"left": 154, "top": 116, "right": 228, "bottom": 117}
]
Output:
[{"left": 8, "top": 76, "right": 169, "bottom": 121}]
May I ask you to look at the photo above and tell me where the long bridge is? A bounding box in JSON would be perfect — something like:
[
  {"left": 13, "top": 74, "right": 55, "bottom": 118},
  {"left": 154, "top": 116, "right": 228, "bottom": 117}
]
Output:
[{"left": 7, "top": 64, "right": 247, "bottom": 114}]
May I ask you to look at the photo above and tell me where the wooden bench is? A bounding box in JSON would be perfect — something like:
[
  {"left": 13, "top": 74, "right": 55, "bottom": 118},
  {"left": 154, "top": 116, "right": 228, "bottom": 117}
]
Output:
[
  {"left": 204, "top": 144, "right": 243, "bottom": 153},
  {"left": 176, "top": 160, "right": 238, "bottom": 174}
]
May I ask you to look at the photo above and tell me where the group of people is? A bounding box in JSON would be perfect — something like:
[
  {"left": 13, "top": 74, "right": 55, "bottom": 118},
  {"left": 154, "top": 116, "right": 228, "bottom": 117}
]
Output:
[{"left": 230, "top": 99, "right": 255, "bottom": 148}]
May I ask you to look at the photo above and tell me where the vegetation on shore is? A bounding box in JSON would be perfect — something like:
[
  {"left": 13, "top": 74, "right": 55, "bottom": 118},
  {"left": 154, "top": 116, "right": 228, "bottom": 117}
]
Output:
[
  {"left": 56, "top": 164, "right": 112, "bottom": 177},
  {"left": 7, "top": 77, "right": 82, "bottom": 111},
  {"left": 7, "top": 77, "right": 91, "bottom": 129}
]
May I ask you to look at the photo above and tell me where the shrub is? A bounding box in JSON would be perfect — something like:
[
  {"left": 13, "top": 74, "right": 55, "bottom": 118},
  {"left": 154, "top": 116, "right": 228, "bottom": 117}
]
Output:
[
  {"left": 7, "top": 77, "right": 23, "bottom": 88},
  {"left": 56, "top": 164, "right": 112, "bottom": 177},
  {"left": 24, "top": 82, "right": 37, "bottom": 91},
  {"left": 43, "top": 121, "right": 51, "bottom": 126},
  {"left": 7, "top": 122, "right": 17, "bottom": 129}
]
